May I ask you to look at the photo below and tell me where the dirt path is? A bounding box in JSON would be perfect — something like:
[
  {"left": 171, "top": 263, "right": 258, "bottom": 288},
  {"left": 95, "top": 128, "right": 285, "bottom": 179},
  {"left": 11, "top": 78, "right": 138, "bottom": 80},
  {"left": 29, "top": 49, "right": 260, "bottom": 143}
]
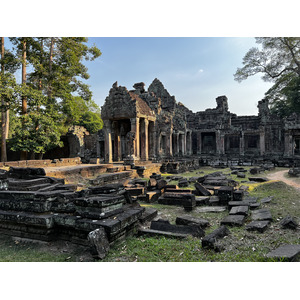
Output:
[{"left": 267, "top": 169, "right": 300, "bottom": 190}]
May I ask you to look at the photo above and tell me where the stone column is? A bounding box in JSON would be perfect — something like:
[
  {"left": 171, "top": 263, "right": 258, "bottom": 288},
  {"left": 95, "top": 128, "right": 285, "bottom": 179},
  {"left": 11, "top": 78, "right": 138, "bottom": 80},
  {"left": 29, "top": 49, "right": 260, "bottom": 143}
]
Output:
[
  {"left": 239, "top": 132, "right": 244, "bottom": 156},
  {"left": 220, "top": 134, "right": 225, "bottom": 155},
  {"left": 141, "top": 119, "right": 149, "bottom": 160},
  {"left": 197, "top": 132, "right": 202, "bottom": 155},
  {"left": 113, "top": 121, "right": 121, "bottom": 161},
  {"left": 149, "top": 121, "right": 156, "bottom": 159},
  {"left": 183, "top": 132, "right": 187, "bottom": 156},
  {"left": 103, "top": 120, "right": 113, "bottom": 163},
  {"left": 166, "top": 130, "right": 173, "bottom": 157},
  {"left": 284, "top": 131, "right": 293, "bottom": 156},
  {"left": 130, "top": 117, "right": 140, "bottom": 159},
  {"left": 260, "top": 130, "right": 265, "bottom": 156}
]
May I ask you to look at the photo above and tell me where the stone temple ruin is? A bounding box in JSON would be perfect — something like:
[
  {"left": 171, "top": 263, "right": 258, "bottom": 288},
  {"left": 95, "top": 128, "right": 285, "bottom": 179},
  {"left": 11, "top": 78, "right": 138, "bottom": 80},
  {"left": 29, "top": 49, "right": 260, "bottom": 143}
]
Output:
[
  {"left": 100, "top": 78, "right": 300, "bottom": 168},
  {"left": 0, "top": 78, "right": 300, "bottom": 261}
]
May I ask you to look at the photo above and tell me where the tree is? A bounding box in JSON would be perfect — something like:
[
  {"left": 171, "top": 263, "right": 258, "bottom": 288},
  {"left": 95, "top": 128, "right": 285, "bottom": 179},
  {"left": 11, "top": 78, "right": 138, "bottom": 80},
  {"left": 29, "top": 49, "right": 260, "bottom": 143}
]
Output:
[
  {"left": 0, "top": 37, "right": 19, "bottom": 162},
  {"left": 234, "top": 37, "right": 300, "bottom": 116},
  {"left": 7, "top": 37, "right": 102, "bottom": 159}
]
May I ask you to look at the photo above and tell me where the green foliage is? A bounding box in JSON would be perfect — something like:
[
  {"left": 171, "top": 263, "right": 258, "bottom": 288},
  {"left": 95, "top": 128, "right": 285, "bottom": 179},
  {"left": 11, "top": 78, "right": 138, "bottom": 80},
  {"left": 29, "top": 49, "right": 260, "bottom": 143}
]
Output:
[
  {"left": 9, "top": 111, "right": 63, "bottom": 154},
  {"left": 3, "top": 37, "right": 103, "bottom": 156},
  {"left": 234, "top": 37, "right": 300, "bottom": 117}
]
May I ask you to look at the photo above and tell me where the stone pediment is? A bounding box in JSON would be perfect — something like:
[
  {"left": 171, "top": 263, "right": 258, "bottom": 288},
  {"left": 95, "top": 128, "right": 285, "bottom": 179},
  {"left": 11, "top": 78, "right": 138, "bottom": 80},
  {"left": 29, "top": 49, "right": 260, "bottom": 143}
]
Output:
[{"left": 101, "top": 82, "right": 155, "bottom": 120}]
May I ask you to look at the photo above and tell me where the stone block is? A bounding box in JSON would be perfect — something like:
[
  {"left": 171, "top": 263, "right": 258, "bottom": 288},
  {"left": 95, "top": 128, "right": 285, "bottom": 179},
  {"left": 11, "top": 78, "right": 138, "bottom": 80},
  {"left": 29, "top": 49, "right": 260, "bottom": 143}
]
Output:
[
  {"left": 176, "top": 215, "right": 209, "bottom": 228},
  {"left": 202, "top": 225, "right": 230, "bottom": 251},
  {"left": 266, "top": 244, "right": 300, "bottom": 261},
  {"left": 197, "top": 206, "right": 227, "bottom": 213},
  {"left": 221, "top": 215, "right": 245, "bottom": 226},
  {"left": 248, "top": 177, "right": 269, "bottom": 182},
  {"left": 251, "top": 209, "right": 272, "bottom": 221},
  {"left": 125, "top": 187, "right": 144, "bottom": 196},
  {"left": 178, "top": 179, "right": 189, "bottom": 188},
  {"left": 150, "top": 219, "right": 205, "bottom": 238},
  {"left": 233, "top": 190, "right": 244, "bottom": 201},
  {"left": 194, "top": 182, "right": 211, "bottom": 196},
  {"left": 138, "top": 207, "right": 158, "bottom": 223},
  {"left": 146, "top": 190, "right": 161, "bottom": 203},
  {"left": 218, "top": 186, "right": 233, "bottom": 204},
  {"left": 208, "top": 196, "right": 220, "bottom": 206},
  {"left": 137, "top": 228, "right": 188, "bottom": 239},
  {"left": 195, "top": 196, "right": 209, "bottom": 206},
  {"left": 245, "top": 220, "right": 270, "bottom": 233},
  {"left": 260, "top": 196, "right": 273, "bottom": 204},
  {"left": 88, "top": 227, "right": 110, "bottom": 259},
  {"left": 280, "top": 216, "right": 298, "bottom": 229},
  {"left": 229, "top": 205, "right": 249, "bottom": 216}
]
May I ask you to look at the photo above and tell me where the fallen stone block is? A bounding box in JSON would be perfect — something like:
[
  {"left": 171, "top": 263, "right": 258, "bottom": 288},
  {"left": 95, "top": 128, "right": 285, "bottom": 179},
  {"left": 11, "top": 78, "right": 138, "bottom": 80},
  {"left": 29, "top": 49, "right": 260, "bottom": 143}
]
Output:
[
  {"left": 280, "top": 216, "right": 298, "bottom": 229},
  {"left": 248, "top": 177, "right": 269, "bottom": 182},
  {"left": 202, "top": 225, "right": 230, "bottom": 251},
  {"left": 197, "top": 206, "right": 227, "bottom": 213},
  {"left": 176, "top": 215, "right": 209, "bottom": 228},
  {"left": 260, "top": 196, "right": 273, "bottom": 204},
  {"left": 137, "top": 228, "right": 188, "bottom": 239},
  {"left": 229, "top": 206, "right": 249, "bottom": 216},
  {"left": 138, "top": 208, "right": 158, "bottom": 223},
  {"left": 221, "top": 215, "right": 245, "bottom": 226},
  {"left": 125, "top": 187, "right": 145, "bottom": 196},
  {"left": 195, "top": 196, "right": 209, "bottom": 206},
  {"left": 150, "top": 219, "right": 205, "bottom": 238},
  {"left": 88, "top": 227, "right": 110, "bottom": 259},
  {"left": 194, "top": 182, "right": 211, "bottom": 196},
  {"left": 156, "top": 179, "right": 167, "bottom": 190},
  {"left": 146, "top": 190, "right": 161, "bottom": 203},
  {"left": 208, "top": 196, "right": 220, "bottom": 206},
  {"left": 251, "top": 209, "right": 272, "bottom": 221},
  {"left": 245, "top": 220, "right": 270, "bottom": 233},
  {"left": 266, "top": 244, "right": 300, "bottom": 261},
  {"left": 178, "top": 179, "right": 189, "bottom": 188},
  {"left": 233, "top": 190, "right": 244, "bottom": 201},
  {"left": 218, "top": 186, "right": 234, "bottom": 204},
  {"left": 237, "top": 172, "right": 246, "bottom": 178}
]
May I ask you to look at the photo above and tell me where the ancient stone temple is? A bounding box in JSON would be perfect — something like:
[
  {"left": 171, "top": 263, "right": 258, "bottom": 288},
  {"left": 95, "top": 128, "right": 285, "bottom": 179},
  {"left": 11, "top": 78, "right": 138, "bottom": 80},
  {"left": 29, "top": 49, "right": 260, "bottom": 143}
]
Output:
[{"left": 100, "top": 78, "right": 300, "bottom": 166}]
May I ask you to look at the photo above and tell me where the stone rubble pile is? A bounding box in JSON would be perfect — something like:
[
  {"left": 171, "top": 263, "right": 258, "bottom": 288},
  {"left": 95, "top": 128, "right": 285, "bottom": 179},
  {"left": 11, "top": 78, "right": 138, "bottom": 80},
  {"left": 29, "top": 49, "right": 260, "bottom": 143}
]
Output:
[{"left": 0, "top": 167, "right": 159, "bottom": 259}]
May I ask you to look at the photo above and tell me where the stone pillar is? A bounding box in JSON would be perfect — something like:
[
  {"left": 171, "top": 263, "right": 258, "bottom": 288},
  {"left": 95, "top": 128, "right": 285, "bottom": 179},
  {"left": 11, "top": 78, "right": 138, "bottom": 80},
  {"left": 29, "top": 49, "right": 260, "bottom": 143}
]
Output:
[
  {"left": 183, "top": 132, "right": 187, "bottom": 156},
  {"left": 141, "top": 119, "right": 149, "bottom": 160},
  {"left": 284, "top": 131, "right": 293, "bottom": 156},
  {"left": 113, "top": 121, "right": 121, "bottom": 161},
  {"left": 220, "top": 134, "right": 225, "bottom": 155},
  {"left": 103, "top": 120, "right": 113, "bottom": 163},
  {"left": 176, "top": 133, "right": 179, "bottom": 156},
  {"left": 240, "top": 132, "right": 244, "bottom": 156},
  {"left": 260, "top": 130, "right": 265, "bottom": 156},
  {"left": 166, "top": 130, "right": 173, "bottom": 157},
  {"left": 197, "top": 132, "right": 202, "bottom": 155},
  {"left": 130, "top": 117, "right": 140, "bottom": 159}
]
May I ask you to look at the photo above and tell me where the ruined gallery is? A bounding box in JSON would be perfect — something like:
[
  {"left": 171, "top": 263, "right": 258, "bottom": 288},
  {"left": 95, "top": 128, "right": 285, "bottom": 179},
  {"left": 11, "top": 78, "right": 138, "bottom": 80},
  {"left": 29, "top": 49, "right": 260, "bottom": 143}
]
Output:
[{"left": 100, "top": 78, "right": 300, "bottom": 166}]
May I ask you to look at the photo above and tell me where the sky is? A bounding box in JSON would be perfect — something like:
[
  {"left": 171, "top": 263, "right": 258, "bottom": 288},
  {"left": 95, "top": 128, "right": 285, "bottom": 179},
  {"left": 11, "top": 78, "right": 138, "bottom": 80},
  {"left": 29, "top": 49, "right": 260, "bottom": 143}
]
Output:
[{"left": 83, "top": 37, "right": 273, "bottom": 116}]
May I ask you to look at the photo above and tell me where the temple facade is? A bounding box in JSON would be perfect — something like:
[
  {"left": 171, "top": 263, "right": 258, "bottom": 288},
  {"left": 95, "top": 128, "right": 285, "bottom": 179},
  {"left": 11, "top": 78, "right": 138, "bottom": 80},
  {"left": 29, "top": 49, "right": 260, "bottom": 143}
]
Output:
[{"left": 100, "top": 78, "right": 300, "bottom": 165}]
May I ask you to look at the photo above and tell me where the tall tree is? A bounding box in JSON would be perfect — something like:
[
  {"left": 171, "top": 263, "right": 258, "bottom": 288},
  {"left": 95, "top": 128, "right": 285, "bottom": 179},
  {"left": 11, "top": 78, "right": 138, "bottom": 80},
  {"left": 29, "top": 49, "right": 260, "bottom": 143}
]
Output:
[
  {"left": 1, "top": 37, "right": 6, "bottom": 162},
  {"left": 234, "top": 37, "right": 300, "bottom": 116}
]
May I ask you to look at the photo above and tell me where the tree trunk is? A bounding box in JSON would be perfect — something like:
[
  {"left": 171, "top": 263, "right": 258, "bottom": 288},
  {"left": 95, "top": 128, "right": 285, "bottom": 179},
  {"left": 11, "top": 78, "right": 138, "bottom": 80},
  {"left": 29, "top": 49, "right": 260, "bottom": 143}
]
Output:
[
  {"left": 1, "top": 37, "right": 7, "bottom": 162},
  {"left": 22, "top": 38, "right": 27, "bottom": 115},
  {"left": 48, "top": 37, "right": 54, "bottom": 100},
  {"left": 20, "top": 38, "right": 27, "bottom": 161}
]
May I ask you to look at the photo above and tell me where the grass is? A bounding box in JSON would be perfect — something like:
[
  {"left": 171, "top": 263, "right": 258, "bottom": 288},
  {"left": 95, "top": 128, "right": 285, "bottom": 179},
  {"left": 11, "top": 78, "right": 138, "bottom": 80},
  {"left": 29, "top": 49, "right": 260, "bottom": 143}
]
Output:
[{"left": 0, "top": 167, "right": 299, "bottom": 262}]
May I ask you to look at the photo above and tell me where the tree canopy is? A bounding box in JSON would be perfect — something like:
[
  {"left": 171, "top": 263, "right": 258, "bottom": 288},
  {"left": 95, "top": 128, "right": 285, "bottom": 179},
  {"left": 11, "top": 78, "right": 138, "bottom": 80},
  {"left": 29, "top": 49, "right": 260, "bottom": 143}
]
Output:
[
  {"left": 234, "top": 37, "right": 300, "bottom": 117},
  {"left": 1, "top": 37, "right": 103, "bottom": 160}
]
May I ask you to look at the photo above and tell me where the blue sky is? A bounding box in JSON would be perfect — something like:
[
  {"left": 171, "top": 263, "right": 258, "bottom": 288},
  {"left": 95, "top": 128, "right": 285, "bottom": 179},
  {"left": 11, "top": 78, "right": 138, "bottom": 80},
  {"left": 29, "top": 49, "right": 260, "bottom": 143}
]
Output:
[
  {"left": 84, "top": 37, "right": 272, "bottom": 115},
  {"left": 4, "top": 37, "right": 273, "bottom": 115}
]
